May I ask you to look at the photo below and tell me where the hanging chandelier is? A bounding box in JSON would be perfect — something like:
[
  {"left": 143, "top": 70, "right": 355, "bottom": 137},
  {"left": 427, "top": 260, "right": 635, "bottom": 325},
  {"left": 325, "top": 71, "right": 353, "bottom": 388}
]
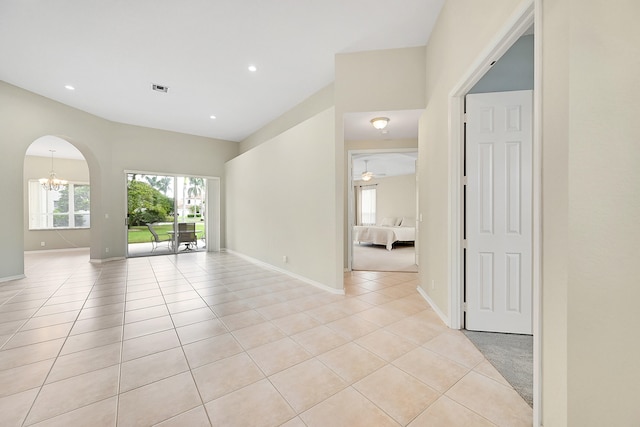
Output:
[{"left": 39, "top": 150, "right": 67, "bottom": 191}]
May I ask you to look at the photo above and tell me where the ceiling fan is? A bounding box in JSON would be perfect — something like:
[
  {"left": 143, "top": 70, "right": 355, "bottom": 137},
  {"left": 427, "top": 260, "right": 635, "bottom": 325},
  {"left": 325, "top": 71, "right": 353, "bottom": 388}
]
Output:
[{"left": 360, "top": 160, "right": 386, "bottom": 181}]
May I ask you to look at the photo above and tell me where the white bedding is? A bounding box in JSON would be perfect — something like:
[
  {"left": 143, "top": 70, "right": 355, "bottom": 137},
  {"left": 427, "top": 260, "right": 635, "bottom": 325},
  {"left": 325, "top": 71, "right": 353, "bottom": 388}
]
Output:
[{"left": 353, "top": 225, "right": 416, "bottom": 251}]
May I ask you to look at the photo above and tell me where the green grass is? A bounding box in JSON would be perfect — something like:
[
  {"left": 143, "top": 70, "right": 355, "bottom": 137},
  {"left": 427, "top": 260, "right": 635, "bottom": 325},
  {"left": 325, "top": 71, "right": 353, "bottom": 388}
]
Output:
[{"left": 127, "top": 222, "right": 205, "bottom": 244}]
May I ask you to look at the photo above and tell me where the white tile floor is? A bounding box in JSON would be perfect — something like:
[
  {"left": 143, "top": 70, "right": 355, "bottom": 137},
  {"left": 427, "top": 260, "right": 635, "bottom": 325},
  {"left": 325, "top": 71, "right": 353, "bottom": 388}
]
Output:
[{"left": 0, "top": 249, "right": 532, "bottom": 426}]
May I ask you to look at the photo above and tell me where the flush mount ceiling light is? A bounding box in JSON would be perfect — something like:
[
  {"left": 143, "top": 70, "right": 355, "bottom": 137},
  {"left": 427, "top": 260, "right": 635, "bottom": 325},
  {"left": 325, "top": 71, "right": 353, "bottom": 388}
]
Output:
[
  {"left": 370, "top": 117, "right": 390, "bottom": 130},
  {"left": 361, "top": 160, "right": 374, "bottom": 182},
  {"left": 39, "top": 150, "right": 68, "bottom": 191},
  {"left": 64, "top": 85, "right": 75, "bottom": 91},
  {"left": 209, "top": 115, "right": 217, "bottom": 119},
  {"left": 248, "top": 65, "right": 257, "bottom": 72}
]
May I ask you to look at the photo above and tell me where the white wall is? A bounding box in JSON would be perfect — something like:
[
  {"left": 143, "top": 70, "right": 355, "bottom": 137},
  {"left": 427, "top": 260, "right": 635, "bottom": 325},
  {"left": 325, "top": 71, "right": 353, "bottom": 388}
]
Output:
[
  {"left": 0, "top": 80, "right": 238, "bottom": 280},
  {"left": 226, "top": 108, "right": 340, "bottom": 290},
  {"left": 23, "top": 156, "right": 91, "bottom": 250}
]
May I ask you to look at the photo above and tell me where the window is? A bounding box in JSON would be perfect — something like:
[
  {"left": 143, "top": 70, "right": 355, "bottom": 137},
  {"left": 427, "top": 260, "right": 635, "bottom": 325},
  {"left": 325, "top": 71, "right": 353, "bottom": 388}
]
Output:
[
  {"left": 360, "top": 187, "right": 376, "bottom": 225},
  {"left": 29, "top": 181, "right": 90, "bottom": 229}
]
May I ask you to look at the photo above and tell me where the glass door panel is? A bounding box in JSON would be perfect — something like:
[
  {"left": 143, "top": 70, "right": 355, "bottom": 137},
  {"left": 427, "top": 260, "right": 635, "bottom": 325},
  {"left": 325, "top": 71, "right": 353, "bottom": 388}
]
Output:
[
  {"left": 126, "top": 173, "right": 176, "bottom": 257},
  {"left": 175, "top": 176, "right": 207, "bottom": 253}
]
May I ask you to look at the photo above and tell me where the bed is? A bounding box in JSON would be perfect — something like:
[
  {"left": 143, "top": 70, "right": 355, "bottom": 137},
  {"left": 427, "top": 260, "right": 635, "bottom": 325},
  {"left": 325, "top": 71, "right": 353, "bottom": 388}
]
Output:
[{"left": 353, "top": 217, "right": 415, "bottom": 251}]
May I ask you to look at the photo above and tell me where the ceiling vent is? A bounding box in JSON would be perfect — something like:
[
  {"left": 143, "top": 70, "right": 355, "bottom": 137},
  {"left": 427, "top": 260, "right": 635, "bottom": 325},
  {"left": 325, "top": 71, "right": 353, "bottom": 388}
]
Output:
[{"left": 152, "top": 84, "right": 169, "bottom": 93}]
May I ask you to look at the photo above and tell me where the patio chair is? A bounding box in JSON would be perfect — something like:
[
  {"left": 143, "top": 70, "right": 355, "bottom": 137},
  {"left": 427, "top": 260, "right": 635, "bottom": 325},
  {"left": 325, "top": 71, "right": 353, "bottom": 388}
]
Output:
[
  {"left": 177, "top": 222, "right": 198, "bottom": 251},
  {"left": 147, "top": 223, "right": 172, "bottom": 251}
]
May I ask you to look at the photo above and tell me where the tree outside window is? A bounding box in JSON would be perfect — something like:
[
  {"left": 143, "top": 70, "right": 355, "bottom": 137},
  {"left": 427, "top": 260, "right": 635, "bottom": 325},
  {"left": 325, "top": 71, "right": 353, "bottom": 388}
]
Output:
[{"left": 29, "top": 181, "right": 90, "bottom": 229}]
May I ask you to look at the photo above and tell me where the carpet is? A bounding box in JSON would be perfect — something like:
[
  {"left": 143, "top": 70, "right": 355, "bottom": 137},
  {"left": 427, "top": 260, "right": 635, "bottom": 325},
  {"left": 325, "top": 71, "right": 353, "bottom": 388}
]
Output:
[
  {"left": 352, "top": 243, "right": 418, "bottom": 272},
  {"left": 462, "top": 330, "right": 533, "bottom": 407}
]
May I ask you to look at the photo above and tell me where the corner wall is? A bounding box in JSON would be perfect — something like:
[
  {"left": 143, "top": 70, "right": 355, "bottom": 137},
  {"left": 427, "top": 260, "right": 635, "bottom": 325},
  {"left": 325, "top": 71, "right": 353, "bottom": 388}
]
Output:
[{"left": 225, "top": 107, "right": 340, "bottom": 290}]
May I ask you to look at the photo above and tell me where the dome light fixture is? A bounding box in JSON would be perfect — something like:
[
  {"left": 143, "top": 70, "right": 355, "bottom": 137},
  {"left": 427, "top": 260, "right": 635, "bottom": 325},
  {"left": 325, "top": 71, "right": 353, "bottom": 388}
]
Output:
[{"left": 370, "top": 117, "right": 390, "bottom": 130}]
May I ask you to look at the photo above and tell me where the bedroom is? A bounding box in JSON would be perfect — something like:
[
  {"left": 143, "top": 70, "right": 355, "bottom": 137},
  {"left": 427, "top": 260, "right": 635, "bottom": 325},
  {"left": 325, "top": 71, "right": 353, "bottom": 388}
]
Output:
[{"left": 350, "top": 151, "right": 417, "bottom": 272}]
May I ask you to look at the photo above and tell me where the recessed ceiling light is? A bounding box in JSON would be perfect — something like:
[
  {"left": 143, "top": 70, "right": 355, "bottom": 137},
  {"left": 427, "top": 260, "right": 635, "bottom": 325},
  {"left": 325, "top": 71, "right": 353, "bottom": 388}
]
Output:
[
  {"left": 209, "top": 115, "right": 216, "bottom": 119},
  {"left": 248, "top": 65, "right": 257, "bottom": 72},
  {"left": 64, "top": 85, "right": 75, "bottom": 91}
]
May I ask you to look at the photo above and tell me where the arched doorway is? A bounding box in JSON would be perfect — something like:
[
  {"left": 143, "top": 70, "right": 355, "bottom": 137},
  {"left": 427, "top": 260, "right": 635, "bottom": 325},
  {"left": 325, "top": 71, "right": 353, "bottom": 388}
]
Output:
[{"left": 24, "top": 136, "right": 91, "bottom": 252}]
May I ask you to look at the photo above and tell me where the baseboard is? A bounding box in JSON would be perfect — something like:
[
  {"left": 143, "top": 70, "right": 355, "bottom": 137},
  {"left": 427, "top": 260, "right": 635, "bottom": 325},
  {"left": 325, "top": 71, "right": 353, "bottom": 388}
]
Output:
[
  {"left": 0, "top": 274, "right": 26, "bottom": 283},
  {"left": 225, "top": 249, "right": 345, "bottom": 295},
  {"left": 416, "top": 285, "right": 451, "bottom": 327},
  {"left": 25, "top": 247, "right": 89, "bottom": 254},
  {"left": 90, "top": 256, "right": 126, "bottom": 264}
]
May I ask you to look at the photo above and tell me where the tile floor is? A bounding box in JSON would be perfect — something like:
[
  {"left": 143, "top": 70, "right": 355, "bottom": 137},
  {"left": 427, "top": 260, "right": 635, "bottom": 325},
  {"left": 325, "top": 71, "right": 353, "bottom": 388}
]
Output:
[{"left": 0, "top": 249, "right": 532, "bottom": 426}]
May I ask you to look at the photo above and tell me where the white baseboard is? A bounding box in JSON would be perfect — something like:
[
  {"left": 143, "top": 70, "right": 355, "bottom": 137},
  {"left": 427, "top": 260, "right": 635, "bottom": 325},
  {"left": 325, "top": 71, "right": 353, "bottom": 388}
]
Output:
[
  {"left": 225, "top": 249, "right": 345, "bottom": 295},
  {"left": 90, "top": 256, "right": 125, "bottom": 264},
  {"left": 416, "top": 285, "right": 451, "bottom": 327},
  {"left": 0, "top": 274, "right": 26, "bottom": 283},
  {"left": 25, "top": 247, "right": 89, "bottom": 254}
]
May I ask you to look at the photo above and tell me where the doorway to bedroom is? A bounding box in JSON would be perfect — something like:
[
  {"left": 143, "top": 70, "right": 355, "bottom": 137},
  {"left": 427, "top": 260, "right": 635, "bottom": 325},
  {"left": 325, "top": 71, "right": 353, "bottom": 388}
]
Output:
[{"left": 350, "top": 151, "right": 418, "bottom": 272}]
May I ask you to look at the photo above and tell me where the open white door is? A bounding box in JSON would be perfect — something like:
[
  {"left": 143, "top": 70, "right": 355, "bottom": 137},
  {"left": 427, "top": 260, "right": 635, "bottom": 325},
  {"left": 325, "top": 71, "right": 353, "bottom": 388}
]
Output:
[{"left": 465, "top": 90, "right": 533, "bottom": 334}]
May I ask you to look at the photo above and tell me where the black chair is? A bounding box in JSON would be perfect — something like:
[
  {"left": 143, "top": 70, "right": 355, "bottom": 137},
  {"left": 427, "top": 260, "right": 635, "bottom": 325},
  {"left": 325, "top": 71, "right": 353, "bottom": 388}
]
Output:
[
  {"left": 147, "top": 223, "right": 172, "bottom": 251},
  {"left": 177, "top": 222, "right": 198, "bottom": 250}
]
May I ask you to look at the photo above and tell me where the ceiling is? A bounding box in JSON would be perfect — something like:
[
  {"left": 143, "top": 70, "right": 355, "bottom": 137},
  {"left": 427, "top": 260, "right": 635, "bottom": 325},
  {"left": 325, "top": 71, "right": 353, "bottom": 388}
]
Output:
[
  {"left": 0, "top": 0, "right": 444, "bottom": 144},
  {"left": 352, "top": 152, "right": 417, "bottom": 181},
  {"left": 25, "top": 136, "right": 85, "bottom": 160},
  {"left": 344, "top": 109, "right": 423, "bottom": 141}
]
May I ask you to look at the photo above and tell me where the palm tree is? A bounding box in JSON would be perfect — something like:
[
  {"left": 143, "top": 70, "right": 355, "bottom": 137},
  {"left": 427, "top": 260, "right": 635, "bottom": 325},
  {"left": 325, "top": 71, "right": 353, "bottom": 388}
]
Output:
[
  {"left": 187, "top": 177, "right": 204, "bottom": 200},
  {"left": 187, "top": 177, "right": 205, "bottom": 217},
  {"left": 145, "top": 176, "right": 172, "bottom": 195}
]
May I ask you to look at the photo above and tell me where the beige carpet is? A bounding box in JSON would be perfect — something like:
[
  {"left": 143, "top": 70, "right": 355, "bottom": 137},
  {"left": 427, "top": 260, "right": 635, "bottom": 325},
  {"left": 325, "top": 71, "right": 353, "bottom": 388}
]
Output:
[{"left": 352, "top": 243, "right": 418, "bottom": 272}]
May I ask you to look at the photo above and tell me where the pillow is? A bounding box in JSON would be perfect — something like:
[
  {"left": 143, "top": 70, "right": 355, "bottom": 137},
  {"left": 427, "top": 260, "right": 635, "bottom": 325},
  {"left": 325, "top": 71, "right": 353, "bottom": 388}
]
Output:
[
  {"left": 394, "top": 217, "right": 403, "bottom": 226},
  {"left": 380, "top": 217, "right": 396, "bottom": 227},
  {"left": 400, "top": 217, "right": 415, "bottom": 227}
]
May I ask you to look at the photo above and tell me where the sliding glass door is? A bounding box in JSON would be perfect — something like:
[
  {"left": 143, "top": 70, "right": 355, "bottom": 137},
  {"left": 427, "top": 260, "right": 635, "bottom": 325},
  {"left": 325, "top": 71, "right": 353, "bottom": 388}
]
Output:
[{"left": 126, "top": 173, "right": 207, "bottom": 257}]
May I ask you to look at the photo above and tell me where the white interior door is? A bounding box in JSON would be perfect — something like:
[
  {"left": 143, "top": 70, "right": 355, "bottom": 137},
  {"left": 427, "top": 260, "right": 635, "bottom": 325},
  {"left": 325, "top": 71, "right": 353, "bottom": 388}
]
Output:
[{"left": 465, "top": 90, "right": 533, "bottom": 334}]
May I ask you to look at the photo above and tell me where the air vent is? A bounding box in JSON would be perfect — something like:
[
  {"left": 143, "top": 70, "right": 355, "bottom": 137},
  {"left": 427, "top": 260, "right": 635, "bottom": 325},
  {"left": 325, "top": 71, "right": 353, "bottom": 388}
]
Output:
[{"left": 152, "top": 84, "right": 169, "bottom": 93}]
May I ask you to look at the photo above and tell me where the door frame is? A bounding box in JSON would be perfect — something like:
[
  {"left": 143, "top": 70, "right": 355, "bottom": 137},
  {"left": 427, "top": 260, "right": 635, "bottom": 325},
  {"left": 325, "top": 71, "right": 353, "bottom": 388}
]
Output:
[
  {"left": 446, "top": 0, "right": 541, "bottom": 424},
  {"left": 346, "top": 148, "right": 419, "bottom": 272},
  {"left": 124, "top": 170, "right": 221, "bottom": 257}
]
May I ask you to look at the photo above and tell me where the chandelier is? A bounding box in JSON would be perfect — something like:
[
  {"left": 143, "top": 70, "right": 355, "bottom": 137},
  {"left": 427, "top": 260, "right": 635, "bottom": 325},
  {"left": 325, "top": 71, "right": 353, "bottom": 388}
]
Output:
[
  {"left": 361, "top": 160, "right": 374, "bottom": 181},
  {"left": 39, "top": 150, "right": 67, "bottom": 191}
]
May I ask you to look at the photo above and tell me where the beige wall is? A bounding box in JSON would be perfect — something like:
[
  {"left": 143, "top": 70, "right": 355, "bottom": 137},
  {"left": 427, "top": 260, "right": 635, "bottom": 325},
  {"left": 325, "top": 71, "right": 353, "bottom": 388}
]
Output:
[
  {"left": 540, "top": 0, "right": 569, "bottom": 424},
  {"left": 354, "top": 174, "right": 416, "bottom": 224},
  {"left": 226, "top": 107, "right": 340, "bottom": 290},
  {"left": 23, "top": 156, "right": 91, "bottom": 250},
  {"left": 565, "top": 1, "right": 640, "bottom": 425},
  {"left": 0, "top": 80, "right": 238, "bottom": 279}
]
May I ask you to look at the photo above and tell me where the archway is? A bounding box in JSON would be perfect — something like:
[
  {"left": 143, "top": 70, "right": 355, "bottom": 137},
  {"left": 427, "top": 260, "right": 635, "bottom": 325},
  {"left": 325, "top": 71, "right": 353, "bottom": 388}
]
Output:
[{"left": 24, "top": 136, "right": 91, "bottom": 252}]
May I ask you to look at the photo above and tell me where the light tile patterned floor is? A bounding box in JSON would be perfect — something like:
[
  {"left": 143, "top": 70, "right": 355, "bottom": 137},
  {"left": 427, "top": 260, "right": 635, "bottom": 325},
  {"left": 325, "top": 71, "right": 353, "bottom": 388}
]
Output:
[{"left": 0, "top": 249, "right": 532, "bottom": 426}]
